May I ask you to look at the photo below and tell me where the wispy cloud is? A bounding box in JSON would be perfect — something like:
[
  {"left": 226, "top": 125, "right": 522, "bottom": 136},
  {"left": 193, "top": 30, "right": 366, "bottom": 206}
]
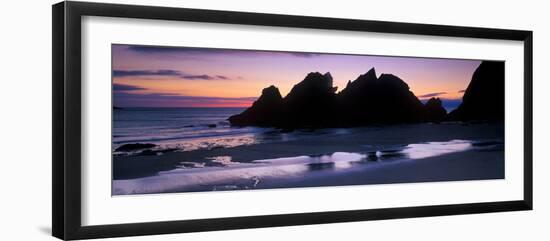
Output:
[
  {"left": 127, "top": 46, "right": 233, "bottom": 55},
  {"left": 113, "top": 69, "right": 232, "bottom": 80},
  {"left": 113, "top": 91, "right": 257, "bottom": 107},
  {"left": 181, "top": 74, "right": 230, "bottom": 80},
  {"left": 125, "top": 45, "right": 321, "bottom": 58},
  {"left": 458, "top": 89, "right": 466, "bottom": 93},
  {"left": 113, "top": 83, "right": 147, "bottom": 91},
  {"left": 417, "top": 92, "right": 448, "bottom": 98},
  {"left": 117, "top": 92, "right": 256, "bottom": 101},
  {"left": 113, "top": 69, "right": 182, "bottom": 77}
]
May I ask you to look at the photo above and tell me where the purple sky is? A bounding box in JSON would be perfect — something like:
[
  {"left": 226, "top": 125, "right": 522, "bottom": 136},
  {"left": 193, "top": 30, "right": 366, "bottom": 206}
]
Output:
[{"left": 112, "top": 44, "right": 481, "bottom": 107}]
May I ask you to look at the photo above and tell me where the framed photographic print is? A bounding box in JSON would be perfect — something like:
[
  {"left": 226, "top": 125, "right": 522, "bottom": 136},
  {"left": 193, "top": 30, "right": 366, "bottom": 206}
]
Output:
[{"left": 52, "top": 1, "right": 533, "bottom": 240}]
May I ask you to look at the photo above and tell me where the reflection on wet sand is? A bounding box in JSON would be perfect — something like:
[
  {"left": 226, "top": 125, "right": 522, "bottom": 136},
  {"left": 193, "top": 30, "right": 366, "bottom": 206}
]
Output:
[{"left": 113, "top": 139, "right": 503, "bottom": 195}]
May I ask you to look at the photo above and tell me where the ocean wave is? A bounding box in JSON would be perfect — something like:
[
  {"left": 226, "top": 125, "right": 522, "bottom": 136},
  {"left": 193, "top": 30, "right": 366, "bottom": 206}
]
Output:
[{"left": 113, "top": 126, "right": 269, "bottom": 144}]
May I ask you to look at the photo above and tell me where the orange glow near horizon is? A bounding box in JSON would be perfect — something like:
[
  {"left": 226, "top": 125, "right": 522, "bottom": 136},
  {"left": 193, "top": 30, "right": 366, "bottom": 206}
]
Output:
[{"left": 112, "top": 44, "right": 480, "bottom": 108}]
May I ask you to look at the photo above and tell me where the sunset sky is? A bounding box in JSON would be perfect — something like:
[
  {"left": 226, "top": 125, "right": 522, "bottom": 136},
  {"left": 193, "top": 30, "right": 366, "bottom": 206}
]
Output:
[{"left": 112, "top": 44, "right": 481, "bottom": 108}]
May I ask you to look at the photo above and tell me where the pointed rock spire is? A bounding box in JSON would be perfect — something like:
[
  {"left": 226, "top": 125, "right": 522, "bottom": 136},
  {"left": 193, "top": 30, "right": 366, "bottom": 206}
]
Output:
[{"left": 364, "top": 67, "right": 376, "bottom": 81}]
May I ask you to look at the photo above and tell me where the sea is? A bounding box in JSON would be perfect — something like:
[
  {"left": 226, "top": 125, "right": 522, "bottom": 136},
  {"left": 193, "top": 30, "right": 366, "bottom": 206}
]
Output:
[
  {"left": 113, "top": 107, "right": 284, "bottom": 153},
  {"left": 113, "top": 105, "right": 460, "bottom": 153},
  {"left": 112, "top": 107, "right": 504, "bottom": 195}
]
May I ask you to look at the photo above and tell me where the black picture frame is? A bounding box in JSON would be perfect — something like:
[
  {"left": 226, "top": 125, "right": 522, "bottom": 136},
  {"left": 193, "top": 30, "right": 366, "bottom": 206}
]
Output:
[{"left": 52, "top": 1, "right": 533, "bottom": 240}]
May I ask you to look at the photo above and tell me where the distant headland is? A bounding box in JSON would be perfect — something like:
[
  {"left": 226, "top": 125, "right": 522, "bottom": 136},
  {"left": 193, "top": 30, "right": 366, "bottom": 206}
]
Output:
[{"left": 228, "top": 61, "right": 504, "bottom": 129}]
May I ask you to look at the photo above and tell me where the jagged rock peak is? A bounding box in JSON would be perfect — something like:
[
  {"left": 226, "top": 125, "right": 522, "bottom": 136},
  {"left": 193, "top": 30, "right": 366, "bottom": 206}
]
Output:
[
  {"left": 323, "top": 72, "right": 333, "bottom": 82},
  {"left": 287, "top": 71, "right": 337, "bottom": 96},
  {"left": 261, "top": 85, "right": 282, "bottom": 98},
  {"left": 378, "top": 73, "right": 410, "bottom": 90},
  {"left": 304, "top": 72, "right": 324, "bottom": 79},
  {"left": 354, "top": 67, "right": 377, "bottom": 82},
  {"left": 302, "top": 71, "right": 333, "bottom": 85},
  {"left": 363, "top": 67, "right": 376, "bottom": 80},
  {"left": 340, "top": 68, "right": 377, "bottom": 93}
]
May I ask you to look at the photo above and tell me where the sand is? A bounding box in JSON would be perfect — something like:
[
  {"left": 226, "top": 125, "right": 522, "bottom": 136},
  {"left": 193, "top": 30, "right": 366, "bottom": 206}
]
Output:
[
  {"left": 112, "top": 122, "right": 505, "bottom": 195},
  {"left": 254, "top": 150, "right": 503, "bottom": 190},
  {"left": 113, "top": 122, "right": 504, "bottom": 180}
]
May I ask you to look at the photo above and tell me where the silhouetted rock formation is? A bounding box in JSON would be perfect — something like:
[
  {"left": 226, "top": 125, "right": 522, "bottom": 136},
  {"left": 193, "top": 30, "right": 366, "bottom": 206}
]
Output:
[
  {"left": 424, "top": 97, "right": 447, "bottom": 123},
  {"left": 281, "top": 72, "right": 338, "bottom": 128},
  {"left": 448, "top": 61, "right": 504, "bottom": 121},
  {"left": 228, "top": 85, "right": 284, "bottom": 126},
  {"left": 337, "top": 68, "right": 425, "bottom": 125},
  {"left": 229, "top": 69, "right": 427, "bottom": 128},
  {"left": 229, "top": 73, "right": 338, "bottom": 128},
  {"left": 115, "top": 143, "right": 156, "bottom": 152},
  {"left": 229, "top": 62, "right": 504, "bottom": 128}
]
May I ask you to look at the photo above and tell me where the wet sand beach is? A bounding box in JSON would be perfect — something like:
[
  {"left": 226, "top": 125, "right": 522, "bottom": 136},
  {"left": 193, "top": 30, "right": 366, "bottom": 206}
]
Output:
[{"left": 113, "top": 122, "right": 504, "bottom": 195}]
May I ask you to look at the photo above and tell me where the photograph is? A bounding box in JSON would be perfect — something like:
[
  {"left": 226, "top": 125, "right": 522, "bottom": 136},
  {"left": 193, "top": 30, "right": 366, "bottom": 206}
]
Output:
[{"left": 111, "top": 44, "right": 505, "bottom": 195}]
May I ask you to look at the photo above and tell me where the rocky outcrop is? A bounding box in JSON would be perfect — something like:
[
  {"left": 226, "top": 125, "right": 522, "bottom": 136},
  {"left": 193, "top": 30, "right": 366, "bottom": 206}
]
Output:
[
  {"left": 448, "top": 61, "right": 505, "bottom": 121},
  {"left": 228, "top": 85, "right": 283, "bottom": 126},
  {"left": 424, "top": 97, "right": 447, "bottom": 123},
  {"left": 337, "top": 68, "right": 426, "bottom": 125},
  {"left": 228, "top": 61, "right": 504, "bottom": 128},
  {"left": 115, "top": 143, "right": 156, "bottom": 152},
  {"left": 280, "top": 72, "right": 338, "bottom": 128},
  {"left": 229, "top": 72, "right": 338, "bottom": 128},
  {"left": 229, "top": 69, "right": 428, "bottom": 128}
]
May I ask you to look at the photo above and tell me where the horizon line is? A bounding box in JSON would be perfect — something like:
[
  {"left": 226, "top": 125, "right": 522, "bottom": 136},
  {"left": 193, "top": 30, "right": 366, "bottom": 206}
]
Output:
[{"left": 114, "top": 106, "right": 248, "bottom": 108}]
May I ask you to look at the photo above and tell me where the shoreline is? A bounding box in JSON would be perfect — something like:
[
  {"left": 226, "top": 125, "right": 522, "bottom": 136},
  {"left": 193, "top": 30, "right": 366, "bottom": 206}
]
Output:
[
  {"left": 253, "top": 149, "right": 504, "bottom": 191},
  {"left": 113, "top": 122, "right": 504, "bottom": 180},
  {"left": 113, "top": 148, "right": 504, "bottom": 195}
]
